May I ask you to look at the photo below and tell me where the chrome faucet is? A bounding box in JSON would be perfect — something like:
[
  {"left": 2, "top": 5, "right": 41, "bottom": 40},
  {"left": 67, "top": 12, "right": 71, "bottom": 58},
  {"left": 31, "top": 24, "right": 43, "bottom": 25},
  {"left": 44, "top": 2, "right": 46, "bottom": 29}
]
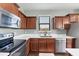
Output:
[{"left": 44, "top": 31, "right": 47, "bottom": 36}]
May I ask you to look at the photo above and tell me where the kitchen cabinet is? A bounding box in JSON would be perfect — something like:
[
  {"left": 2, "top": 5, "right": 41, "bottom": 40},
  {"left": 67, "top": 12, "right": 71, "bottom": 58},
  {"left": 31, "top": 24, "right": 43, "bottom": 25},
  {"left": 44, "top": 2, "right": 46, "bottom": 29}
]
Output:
[
  {"left": 18, "top": 11, "right": 27, "bottom": 29},
  {"left": 29, "top": 38, "right": 55, "bottom": 53},
  {"left": 39, "top": 39, "right": 47, "bottom": 52},
  {"left": 53, "top": 16, "right": 70, "bottom": 29},
  {"left": 67, "top": 14, "right": 79, "bottom": 23},
  {"left": 26, "top": 16, "right": 36, "bottom": 29},
  {"left": 63, "top": 16, "right": 70, "bottom": 25},
  {"left": 46, "top": 39, "right": 55, "bottom": 53},
  {"left": 0, "top": 3, "right": 19, "bottom": 16},
  {"left": 39, "top": 38, "right": 56, "bottom": 53},
  {"left": 30, "top": 38, "right": 38, "bottom": 52},
  {"left": 53, "top": 16, "right": 63, "bottom": 29},
  {"left": 66, "top": 38, "right": 76, "bottom": 48}
]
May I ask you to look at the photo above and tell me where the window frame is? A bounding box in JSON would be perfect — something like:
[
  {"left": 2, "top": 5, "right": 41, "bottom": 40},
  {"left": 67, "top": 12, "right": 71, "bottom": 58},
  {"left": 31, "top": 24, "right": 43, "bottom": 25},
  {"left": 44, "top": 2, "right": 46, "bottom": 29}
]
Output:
[{"left": 38, "top": 16, "right": 50, "bottom": 30}]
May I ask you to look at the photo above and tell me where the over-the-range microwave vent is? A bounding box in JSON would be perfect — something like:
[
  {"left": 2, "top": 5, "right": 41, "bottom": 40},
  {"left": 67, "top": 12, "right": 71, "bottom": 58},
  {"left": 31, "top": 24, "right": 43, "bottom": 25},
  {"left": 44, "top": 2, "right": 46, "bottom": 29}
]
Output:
[{"left": 0, "top": 8, "right": 21, "bottom": 28}]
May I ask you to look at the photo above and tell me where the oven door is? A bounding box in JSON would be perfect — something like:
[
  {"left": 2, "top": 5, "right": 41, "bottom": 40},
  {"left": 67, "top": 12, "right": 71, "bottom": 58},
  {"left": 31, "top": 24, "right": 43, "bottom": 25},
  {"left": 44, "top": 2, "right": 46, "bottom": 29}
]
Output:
[{"left": 9, "top": 42, "right": 26, "bottom": 56}]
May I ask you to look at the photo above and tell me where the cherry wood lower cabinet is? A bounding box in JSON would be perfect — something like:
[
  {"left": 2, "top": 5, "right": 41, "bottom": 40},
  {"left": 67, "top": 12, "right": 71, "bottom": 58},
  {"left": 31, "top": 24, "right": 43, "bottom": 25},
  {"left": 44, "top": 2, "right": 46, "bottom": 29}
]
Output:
[
  {"left": 29, "top": 38, "right": 56, "bottom": 53},
  {"left": 46, "top": 39, "right": 55, "bottom": 53},
  {"left": 66, "top": 38, "right": 76, "bottom": 48},
  {"left": 38, "top": 39, "right": 47, "bottom": 52},
  {"left": 30, "top": 38, "right": 39, "bottom": 52}
]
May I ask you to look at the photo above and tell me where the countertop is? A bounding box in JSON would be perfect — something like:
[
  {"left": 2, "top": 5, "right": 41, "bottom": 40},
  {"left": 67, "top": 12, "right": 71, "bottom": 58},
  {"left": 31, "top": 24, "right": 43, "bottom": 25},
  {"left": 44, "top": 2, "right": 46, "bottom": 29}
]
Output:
[
  {"left": 0, "top": 52, "right": 9, "bottom": 56},
  {"left": 65, "top": 48, "right": 79, "bottom": 56},
  {"left": 14, "top": 34, "right": 76, "bottom": 40}
]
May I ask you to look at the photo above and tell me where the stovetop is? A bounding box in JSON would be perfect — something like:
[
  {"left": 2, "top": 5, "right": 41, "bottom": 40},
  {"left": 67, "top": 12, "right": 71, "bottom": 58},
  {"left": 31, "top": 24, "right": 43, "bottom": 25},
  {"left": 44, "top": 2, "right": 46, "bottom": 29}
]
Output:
[{"left": 0, "top": 39, "right": 26, "bottom": 53}]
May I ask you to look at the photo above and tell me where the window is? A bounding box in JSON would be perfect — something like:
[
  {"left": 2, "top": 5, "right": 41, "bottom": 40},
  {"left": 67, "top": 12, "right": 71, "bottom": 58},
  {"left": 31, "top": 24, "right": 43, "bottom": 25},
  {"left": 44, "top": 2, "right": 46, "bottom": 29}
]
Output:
[{"left": 39, "top": 16, "right": 50, "bottom": 30}]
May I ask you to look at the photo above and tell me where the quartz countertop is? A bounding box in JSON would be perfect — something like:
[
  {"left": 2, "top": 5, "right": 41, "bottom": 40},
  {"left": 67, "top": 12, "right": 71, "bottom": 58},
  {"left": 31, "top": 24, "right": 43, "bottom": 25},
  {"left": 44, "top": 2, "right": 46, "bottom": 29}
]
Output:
[
  {"left": 14, "top": 34, "right": 76, "bottom": 40},
  {"left": 65, "top": 48, "right": 79, "bottom": 56}
]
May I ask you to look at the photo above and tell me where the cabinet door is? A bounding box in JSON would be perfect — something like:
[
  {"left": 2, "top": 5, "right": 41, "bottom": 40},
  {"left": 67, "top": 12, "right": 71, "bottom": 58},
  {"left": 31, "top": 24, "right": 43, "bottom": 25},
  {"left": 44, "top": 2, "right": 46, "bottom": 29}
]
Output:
[
  {"left": 21, "top": 18, "right": 27, "bottom": 29},
  {"left": 30, "top": 38, "right": 38, "bottom": 52},
  {"left": 26, "top": 18, "right": 31, "bottom": 29},
  {"left": 26, "top": 17, "right": 36, "bottom": 29},
  {"left": 39, "top": 39, "right": 47, "bottom": 52},
  {"left": 46, "top": 39, "right": 55, "bottom": 53},
  {"left": 54, "top": 16, "right": 63, "bottom": 29},
  {"left": 66, "top": 38, "right": 76, "bottom": 48},
  {"left": 63, "top": 16, "right": 70, "bottom": 27},
  {"left": 69, "top": 14, "right": 78, "bottom": 23}
]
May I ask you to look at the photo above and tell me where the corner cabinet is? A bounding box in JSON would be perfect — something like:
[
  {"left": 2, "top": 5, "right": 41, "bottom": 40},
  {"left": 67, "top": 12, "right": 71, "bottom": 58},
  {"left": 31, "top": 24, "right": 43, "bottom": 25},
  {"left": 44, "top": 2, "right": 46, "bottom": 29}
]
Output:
[{"left": 26, "top": 16, "right": 36, "bottom": 29}]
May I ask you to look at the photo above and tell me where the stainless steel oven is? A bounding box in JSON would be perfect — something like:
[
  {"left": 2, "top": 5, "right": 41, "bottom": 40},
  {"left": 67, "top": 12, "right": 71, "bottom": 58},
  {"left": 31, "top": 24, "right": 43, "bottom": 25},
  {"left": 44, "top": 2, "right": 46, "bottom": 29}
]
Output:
[{"left": 0, "top": 33, "right": 26, "bottom": 56}]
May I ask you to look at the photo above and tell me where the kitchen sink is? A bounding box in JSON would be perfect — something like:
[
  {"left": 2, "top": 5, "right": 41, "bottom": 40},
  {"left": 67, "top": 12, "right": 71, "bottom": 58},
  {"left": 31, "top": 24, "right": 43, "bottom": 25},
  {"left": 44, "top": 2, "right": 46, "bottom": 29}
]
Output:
[{"left": 40, "top": 36, "right": 52, "bottom": 37}]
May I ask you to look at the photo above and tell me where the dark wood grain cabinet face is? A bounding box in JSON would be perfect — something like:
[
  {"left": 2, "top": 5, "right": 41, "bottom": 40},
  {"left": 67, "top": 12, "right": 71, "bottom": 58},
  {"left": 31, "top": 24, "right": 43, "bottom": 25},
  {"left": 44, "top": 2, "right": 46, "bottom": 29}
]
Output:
[
  {"left": 18, "top": 11, "right": 27, "bottom": 29},
  {"left": 29, "top": 38, "right": 56, "bottom": 53},
  {"left": 53, "top": 16, "right": 63, "bottom": 29},
  {"left": 38, "top": 39, "right": 47, "bottom": 52},
  {"left": 66, "top": 38, "right": 76, "bottom": 48},
  {"left": 54, "top": 17, "right": 63, "bottom": 29},
  {"left": 30, "top": 38, "right": 38, "bottom": 52},
  {"left": 53, "top": 16, "right": 70, "bottom": 30},
  {"left": 67, "top": 14, "right": 79, "bottom": 23},
  {"left": 26, "top": 17, "right": 36, "bottom": 29},
  {"left": 46, "top": 39, "right": 55, "bottom": 53}
]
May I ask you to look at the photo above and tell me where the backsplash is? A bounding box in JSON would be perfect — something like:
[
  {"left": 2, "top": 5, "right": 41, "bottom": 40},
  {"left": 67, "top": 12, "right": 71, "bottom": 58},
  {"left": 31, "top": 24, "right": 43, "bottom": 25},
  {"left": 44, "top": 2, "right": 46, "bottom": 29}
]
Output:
[{"left": 0, "top": 28, "right": 25, "bottom": 36}]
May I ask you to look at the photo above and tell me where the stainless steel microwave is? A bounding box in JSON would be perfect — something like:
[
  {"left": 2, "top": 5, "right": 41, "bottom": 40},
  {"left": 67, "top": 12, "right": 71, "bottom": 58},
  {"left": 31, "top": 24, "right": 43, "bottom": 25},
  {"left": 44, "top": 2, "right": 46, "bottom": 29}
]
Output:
[{"left": 0, "top": 8, "right": 21, "bottom": 28}]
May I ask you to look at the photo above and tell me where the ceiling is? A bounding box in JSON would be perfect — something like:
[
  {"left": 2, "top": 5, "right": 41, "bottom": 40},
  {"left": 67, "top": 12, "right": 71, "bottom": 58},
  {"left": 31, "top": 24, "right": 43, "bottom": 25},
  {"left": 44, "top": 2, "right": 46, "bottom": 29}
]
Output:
[{"left": 17, "top": 3, "right": 79, "bottom": 11}]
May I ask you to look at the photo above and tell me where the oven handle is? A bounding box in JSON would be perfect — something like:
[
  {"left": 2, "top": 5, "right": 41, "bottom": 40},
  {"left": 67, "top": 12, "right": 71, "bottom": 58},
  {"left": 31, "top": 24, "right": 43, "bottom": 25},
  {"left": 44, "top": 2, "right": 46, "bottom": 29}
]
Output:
[{"left": 9, "top": 42, "right": 26, "bottom": 56}]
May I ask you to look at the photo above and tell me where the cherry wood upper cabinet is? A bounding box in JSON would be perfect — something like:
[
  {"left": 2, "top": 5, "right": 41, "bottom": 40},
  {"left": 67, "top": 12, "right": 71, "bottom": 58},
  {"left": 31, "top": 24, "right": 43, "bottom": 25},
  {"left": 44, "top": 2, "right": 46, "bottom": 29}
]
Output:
[
  {"left": 63, "top": 16, "right": 70, "bottom": 30},
  {"left": 26, "top": 16, "right": 36, "bottom": 29},
  {"left": 18, "top": 11, "right": 27, "bottom": 29},
  {"left": 66, "top": 14, "right": 79, "bottom": 23},
  {"left": 53, "top": 16, "right": 70, "bottom": 29},
  {"left": 0, "top": 3, "right": 19, "bottom": 16},
  {"left": 53, "top": 16, "right": 63, "bottom": 29},
  {"left": 63, "top": 16, "right": 70, "bottom": 25}
]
